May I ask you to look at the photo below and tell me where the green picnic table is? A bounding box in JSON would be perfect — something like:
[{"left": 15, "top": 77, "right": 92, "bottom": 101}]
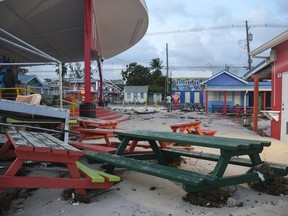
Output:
[{"left": 86, "top": 130, "right": 271, "bottom": 192}]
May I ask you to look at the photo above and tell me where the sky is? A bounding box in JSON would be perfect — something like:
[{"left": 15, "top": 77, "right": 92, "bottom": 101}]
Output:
[{"left": 29, "top": 0, "right": 288, "bottom": 81}]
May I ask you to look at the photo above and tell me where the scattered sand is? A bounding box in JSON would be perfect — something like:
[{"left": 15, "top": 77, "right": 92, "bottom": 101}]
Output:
[{"left": 1, "top": 105, "right": 288, "bottom": 216}]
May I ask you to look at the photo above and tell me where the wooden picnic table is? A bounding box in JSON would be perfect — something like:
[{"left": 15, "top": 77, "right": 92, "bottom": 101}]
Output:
[
  {"left": 170, "top": 121, "right": 217, "bottom": 136},
  {"left": 86, "top": 130, "right": 271, "bottom": 193},
  {"left": 0, "top": 130, "right": 120, "bottom": 195},
  {"left": 76, "top": 116, "right": 118, "bottom": 129}
]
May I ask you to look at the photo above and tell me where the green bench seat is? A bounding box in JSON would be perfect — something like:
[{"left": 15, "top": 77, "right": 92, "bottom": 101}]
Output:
[
  {"left": 86, "top": 152, "right": 217, "bottom": 187},
  {"left": 76, "top": 161, "right": 120, "bottom": 183},
  {"left": 161, "top": 149, "right": 288, "bottom": 176}
]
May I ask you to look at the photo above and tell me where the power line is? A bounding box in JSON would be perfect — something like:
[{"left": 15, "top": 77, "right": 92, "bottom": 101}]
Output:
[{"left": 145, "top": 23, "right": 288, "bottom": 36}]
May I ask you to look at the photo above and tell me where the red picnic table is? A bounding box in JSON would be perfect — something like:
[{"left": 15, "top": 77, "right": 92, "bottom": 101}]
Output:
[
  {"left": 0, "top": 130, "right": 120, "bottom": 195},
  {"left": 69, "top": 126, "right": 194, "bottom": 153},
  {"left": 69, "top": 128, "right": 118, "bottom": 153},
  {"left": 76, "top": 116, "right": 119, "bottom": 129},
  {"left": 170, "top": 121, "right": 217, "bottom": 136}
]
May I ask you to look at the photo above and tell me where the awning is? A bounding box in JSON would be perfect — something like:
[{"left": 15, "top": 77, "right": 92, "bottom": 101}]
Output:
[{"left": 0, "top": 0, "right": 148, "bottom": 64}]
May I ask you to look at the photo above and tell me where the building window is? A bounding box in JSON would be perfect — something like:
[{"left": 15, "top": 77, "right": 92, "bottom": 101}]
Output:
[
  {"left": 127, "top": 92, "right": 131, "bottom": 99},
  {"left": 140, "top": 92, "right": 144, "bottom": 99}
]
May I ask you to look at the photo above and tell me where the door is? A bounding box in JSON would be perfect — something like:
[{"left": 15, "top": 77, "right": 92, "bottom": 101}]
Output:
[
  {"left": 281, "top": 72, "right": 288, "bottom": 142},
  {"left": 194, "top": 92, "right": 200, "bottom": 103},
  {"left": 185, "top": 92, "right": 190, "bottom": 103}
]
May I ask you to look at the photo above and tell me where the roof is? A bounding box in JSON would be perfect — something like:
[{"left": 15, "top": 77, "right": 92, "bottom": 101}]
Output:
[
  {"left": 18, "top": 75, "right": 43, "bottom": 84},
  {"left": 250, "top": 29, "right": 288, "bottom": 57},
  {"left": 124, "top": 86, "right": 148, "bottom": 93},
  {"left": 0, "top": 0, "right": 148, "bottom": 64},
  {"left": 18, "top": 74, "right": 50, "bottom": 89},
  {"left": 242, "top": 60, "right": 272, "bottom": 81},
  {"left": 201, "top": 70, "right": 247, "bottom": 85},
  {"left": 205, "top": 80, "right": 271, "bottom": 91}
]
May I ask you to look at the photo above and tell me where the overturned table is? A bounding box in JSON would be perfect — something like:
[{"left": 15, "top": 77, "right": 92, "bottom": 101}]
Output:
[{"left": 87, "top": 130, "right": 271, "bottom": 192}]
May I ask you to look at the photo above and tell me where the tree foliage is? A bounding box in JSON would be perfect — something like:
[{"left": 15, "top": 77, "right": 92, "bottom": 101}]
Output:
[
  {"left": 55, "top": 63, "right": 68, "bottom": 78},
  {"left": 121, "top": 58, "right": 166, "bottom": 94},
  {"left": 68, "top": 62, "right": 84, "bottom": 79},
  {"left": 121, "top": 62, "right": 151, "bottom": 86},
  {"left": 18, "top": 67, "right": 29, "bottom": 75}
]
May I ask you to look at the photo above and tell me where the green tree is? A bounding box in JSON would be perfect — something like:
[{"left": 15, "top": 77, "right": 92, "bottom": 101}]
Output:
[
  {"left": 68, "top": 62, "right": 84, "bottom": 79},
  {"left": 121, "top": 62, "right": 151, "bottom": 85},
  {"left": 150, "top": 58, "right": 163, "bottom": 79},
  {"left": 55, "top": 63, "right": 68, "bottom": 78},
  {"left": 18, "top": 67, "right": 29, "bottom": 75}
]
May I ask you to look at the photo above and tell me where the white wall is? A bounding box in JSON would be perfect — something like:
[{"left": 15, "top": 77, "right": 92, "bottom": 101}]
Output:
[{"left": 124, "top": 92, "right": 147, "bottom": 103}]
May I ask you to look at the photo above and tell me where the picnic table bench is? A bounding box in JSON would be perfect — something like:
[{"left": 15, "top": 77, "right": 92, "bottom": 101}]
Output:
[
  {"left": 76, "top": 116, "right": 119, "bottom": 129},
  {"left": 170, "top": 121, "right": 217, "bottom": 136},
  {"left": 86, "top": 130, "right": 271, "bottom": 193},
  {"left": 0, "top": 130, "right": 120, "bottom": 195}
]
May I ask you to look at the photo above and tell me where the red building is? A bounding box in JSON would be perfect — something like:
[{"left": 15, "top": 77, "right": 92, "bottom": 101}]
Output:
[{"left": 244, "top": 30, "right": 288, "bottom": 142}]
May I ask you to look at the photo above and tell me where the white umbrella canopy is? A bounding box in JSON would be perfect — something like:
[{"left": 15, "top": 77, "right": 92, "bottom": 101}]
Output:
[{"left": 0, "top": 0, "right": 149, "bottom": 64}]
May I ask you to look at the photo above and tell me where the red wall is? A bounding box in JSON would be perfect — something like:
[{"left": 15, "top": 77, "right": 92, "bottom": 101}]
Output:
[{"left": 271, "top": 40, "right": 288, "bottom": 139}]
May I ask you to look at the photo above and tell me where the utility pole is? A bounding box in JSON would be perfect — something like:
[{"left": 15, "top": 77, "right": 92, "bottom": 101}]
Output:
[
  {"left": 166, "top": 43, "right": 169, "bottom": 95},
  {"left": 245, "top": 20, "right": 252, "bottom": 70}
]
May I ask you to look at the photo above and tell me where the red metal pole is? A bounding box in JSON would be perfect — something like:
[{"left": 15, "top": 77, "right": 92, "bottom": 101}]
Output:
[
  {"left": 84, "top": 0, "right": 92, "bottom": 103},
  {"left": 253, "top": 77, "right": 259, "bottom": 131},
  {"left": 97, "top": 58, "right": 103, "bottom": 103},
  {"left": 205, "top": 90, "right": 208, "bottom": 113},
  {"left": 223, "top": 91, "right": 227, "bottom": 114}
]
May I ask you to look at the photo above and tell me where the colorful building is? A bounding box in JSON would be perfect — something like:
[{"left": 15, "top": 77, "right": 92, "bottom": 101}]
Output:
[
  {"left": 244, "top": 29, "right": 288, "bottom": 142},
  {"left": 171, "top": 70, "right": 212, "bottom": 105},
  {"left": 201, "top": 70, "right": 271, "bottom": 113}
]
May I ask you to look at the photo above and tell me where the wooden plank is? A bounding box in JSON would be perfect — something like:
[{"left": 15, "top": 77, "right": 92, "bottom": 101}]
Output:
[
  {"left": 86, "top": 152, "right": 216, "bottom": 186},
  {"left": 69, "top": 141, "right": 117, "bottom": 153},
  {"left": 114, "top": 130, "right": 271, "bottom": 150},
  {"left": 161, "top": 149, "right": 288, "bottom": 176},
  {"left": 76, "top": 162, "right": 120, "bottom": 182},
  {"left": 76, "top": 162, "right": 105, "bottom": 182},
  {"left": 7, "top": 130, "right": 33, "bottom": 151}
]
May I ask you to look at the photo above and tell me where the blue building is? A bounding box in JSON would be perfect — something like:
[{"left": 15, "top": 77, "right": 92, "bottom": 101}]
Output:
[
  {"left": 201, "top": 70, "right": 271, "bottom": 113},
  {"left": 171, "top": 70, "right": 212, "bottom": 105}
]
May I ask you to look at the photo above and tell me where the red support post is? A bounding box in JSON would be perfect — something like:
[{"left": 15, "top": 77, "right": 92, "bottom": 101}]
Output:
[
  {"left": 223, "top": 91, "right": 227, "bottom": 114},
  {"left": 84, "top": 0, "right": 92, "bottom": 103},
  {"left": 253, "top": 77, "right": 259, "bottom": 131}
]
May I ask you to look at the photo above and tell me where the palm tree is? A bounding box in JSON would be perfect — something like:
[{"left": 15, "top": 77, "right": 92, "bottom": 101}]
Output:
[{"left": 150, "top": 58, "right": 163, "bottom": 78}]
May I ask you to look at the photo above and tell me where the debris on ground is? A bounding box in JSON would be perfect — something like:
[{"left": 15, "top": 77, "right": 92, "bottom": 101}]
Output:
[
  {"left": 167, "top": 156, "right": 187, "bottom": 167},
  {"left": 248, "top": 163, "right": 288, "bottom": 196},
  {"left": 61, "top": 189, "right": 91, "bottom": 204},
  {"left": 183, "top": 187, "right": 232, "bottom": 208}
]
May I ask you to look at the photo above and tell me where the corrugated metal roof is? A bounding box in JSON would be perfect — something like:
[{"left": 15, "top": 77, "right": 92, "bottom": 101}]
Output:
[
  {"left": 124, "top": 86, "right": 148, "bottom": 93},
  {"left": 242, "top": 60, "right": 272, "bottom": 81}
]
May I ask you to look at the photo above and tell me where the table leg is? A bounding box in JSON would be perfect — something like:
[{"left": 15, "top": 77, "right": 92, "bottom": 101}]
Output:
[
  {"left": 103, "top": 135, "right": 112, "bottom": 147},
  {"left": 148, "top": 140, "right": 168, "bottom": 165},
  {"left": 127, "top": 140, "right": 138, "bottom": 153},
  {"left": 106, "top": 137, "right": 131, "bottom": 173},
  {"left": 211, "top": 155, "right": 231, "bottom": 177},
  {"left": 66, "top": 163, "right": 86, "bottom": 195},
  {"left": 249, "top": 154, "right": 263, "bottom": 165},
  {"left": 115, "top": 137, "right": 130, "bottom": 155},
  {"left": 4, "top": 158, "right": 24, "bottom": 176}
]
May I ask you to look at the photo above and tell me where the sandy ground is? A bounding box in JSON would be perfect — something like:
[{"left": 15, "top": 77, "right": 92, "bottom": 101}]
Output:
[{"left": 2, "top": 105, "right": 288, "bottom": 216}]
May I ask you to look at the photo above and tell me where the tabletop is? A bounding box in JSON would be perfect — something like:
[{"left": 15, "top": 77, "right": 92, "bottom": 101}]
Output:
[
  {"left": 114, "top": 130, "right": 271, "bottom": 151},
  {"left": 7, "top": 130, "right": 82, "bottom": 156}
]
